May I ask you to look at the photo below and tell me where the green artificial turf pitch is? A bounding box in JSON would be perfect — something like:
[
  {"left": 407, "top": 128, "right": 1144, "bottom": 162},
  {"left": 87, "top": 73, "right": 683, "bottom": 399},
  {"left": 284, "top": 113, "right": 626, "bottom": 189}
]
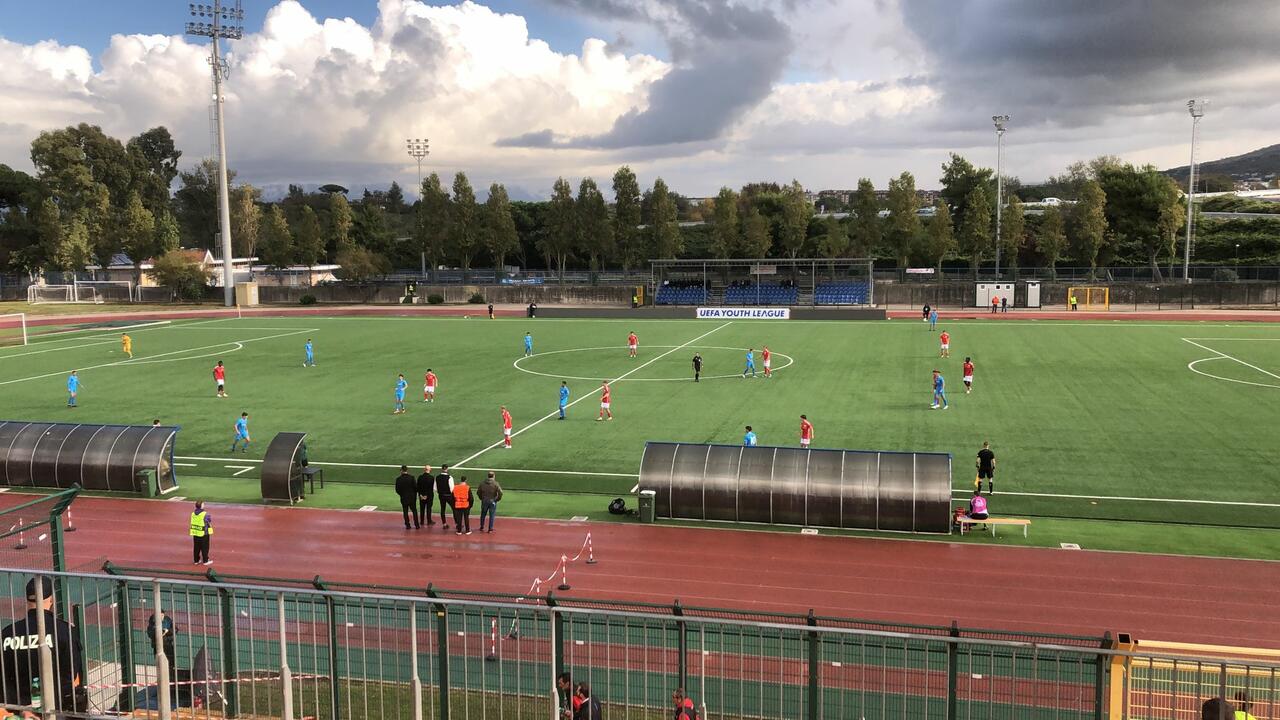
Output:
[{"left": 1, "top": 314, "right": 1278, "bottom": 537}]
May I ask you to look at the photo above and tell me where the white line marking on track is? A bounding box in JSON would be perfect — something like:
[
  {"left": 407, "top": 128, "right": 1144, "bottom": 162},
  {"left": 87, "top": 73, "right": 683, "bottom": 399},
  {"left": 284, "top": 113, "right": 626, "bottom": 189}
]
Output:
[
  {"left": 950, "top": 489, "right": 1280, "bottom": 509},
  {"left": 0, "top": 328, "right": 316, "bottom": 386},
  {"left": 226, "top": 465, "right": 255, "bottom": 476},
  {"left": 451, "top": 322, "right": 734, "bottom": 468}
]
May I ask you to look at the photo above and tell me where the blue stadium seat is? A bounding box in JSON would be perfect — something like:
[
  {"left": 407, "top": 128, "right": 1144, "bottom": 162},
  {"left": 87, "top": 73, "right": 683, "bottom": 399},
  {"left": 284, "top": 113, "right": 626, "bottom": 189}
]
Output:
[
  {"left": 723, "top": 284, "right": 797, "bottom": 306},
  {"left": 655, "top": 286, "right": 707, "bottom": 305},
  {"left": 814, "top": 282, "right": 870, "bottom": 305}
]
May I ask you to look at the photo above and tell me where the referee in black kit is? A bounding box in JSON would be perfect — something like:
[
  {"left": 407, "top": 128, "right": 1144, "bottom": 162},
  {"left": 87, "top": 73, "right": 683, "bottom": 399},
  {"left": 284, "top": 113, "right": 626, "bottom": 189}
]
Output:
[
  {"left": 0, "top": 577, "right": 86, "bottom": 715},
  {"left": 692, "top": 353, "right": 703, "bottom": 382}
]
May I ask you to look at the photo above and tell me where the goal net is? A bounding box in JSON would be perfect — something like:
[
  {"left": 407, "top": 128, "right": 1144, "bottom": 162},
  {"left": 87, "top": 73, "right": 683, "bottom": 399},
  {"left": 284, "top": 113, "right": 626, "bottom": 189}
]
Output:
[
  {"left": 1067, "top": 286, "right": 1110, "bottom": 311},
  {"left": 0, "top": 313, "right": 27, "bottom": 347},
  {"left": 26, "top": 281, "right": 133, "bottom": 304}
]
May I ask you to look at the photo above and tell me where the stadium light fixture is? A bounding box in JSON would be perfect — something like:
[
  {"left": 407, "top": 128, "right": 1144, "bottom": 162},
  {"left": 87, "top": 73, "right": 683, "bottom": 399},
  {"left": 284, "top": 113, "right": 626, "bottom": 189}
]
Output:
[
  {"left": 185, "top": 0, "right": 244, "bottom": 307},
  {"left": 1183, "top": 99, "right": 1207, "bottom": 284},
  {"left": 406, "top": 138, "right": 430, "bottom": 190},
  {"left": 992, "top": 115, "right": 1010, "bottom": 278}
]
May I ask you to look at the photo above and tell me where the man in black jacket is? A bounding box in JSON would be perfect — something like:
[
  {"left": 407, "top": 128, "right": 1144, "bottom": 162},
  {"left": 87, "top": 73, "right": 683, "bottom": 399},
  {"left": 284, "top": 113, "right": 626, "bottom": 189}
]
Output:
[
  {"left": 573, "top": 682, "right": 602, "bottom": 720},
  {"left": 395, "top": 466, "right": 419, "bottom": 529},
  {"left": 435, "top": 465, "right": 455, "bottom": 529},
  {"left": 0, "top": 577, "right": 86, "bottom": 715},
  {"left": 416, "top": 465, "right": 435, "bottom": 526}
]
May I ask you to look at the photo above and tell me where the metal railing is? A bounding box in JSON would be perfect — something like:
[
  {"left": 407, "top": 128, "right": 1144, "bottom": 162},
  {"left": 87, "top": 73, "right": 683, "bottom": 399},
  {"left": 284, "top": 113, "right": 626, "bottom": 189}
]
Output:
[{"left": 0, "top": 568, "right": 1275, "bottom": 720}]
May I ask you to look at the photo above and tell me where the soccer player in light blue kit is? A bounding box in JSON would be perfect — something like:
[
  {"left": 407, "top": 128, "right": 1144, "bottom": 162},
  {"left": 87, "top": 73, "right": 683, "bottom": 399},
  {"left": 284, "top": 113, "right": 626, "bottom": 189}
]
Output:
[
  {"left": 929, "top": 308, "right": 939, "bottom": 331},
  {"left": 524, "top": 332, "right": 534, "bottom": 357},
  {"left": 66, "top": 371, "right": 80, "bottom": 407},
  {"left": 931, "top": 369, "right": 949, "bottom": 410},
  {"left": 304, "top": 339, "right": 315, "bottom": 367},
  {"left": 230, "top": 412, "right": 251, "bottom": 452},
  {"left": 393, "top": 374, "right": 408, "bottom": 414},
  {"left": 743, "top": 426, "right": 758, "bottom": 446},
  {"left": 742, "top": 348, "right": 756, "bottom": 378},
  {"left": 558, "top": 381, "right": 570, "bottom": 420}
]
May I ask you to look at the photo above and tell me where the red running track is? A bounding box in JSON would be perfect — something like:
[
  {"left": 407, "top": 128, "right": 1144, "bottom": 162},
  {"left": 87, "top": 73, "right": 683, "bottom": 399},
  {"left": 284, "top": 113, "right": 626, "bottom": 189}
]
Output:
[{"left": 8, "top": 496, "right": 1276, "bottom": 649}]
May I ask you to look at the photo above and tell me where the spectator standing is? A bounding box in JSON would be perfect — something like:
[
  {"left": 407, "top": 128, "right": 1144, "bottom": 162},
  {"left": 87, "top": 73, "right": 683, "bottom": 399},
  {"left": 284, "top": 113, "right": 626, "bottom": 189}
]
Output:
[
  {"left": 395, "top": 466, "right": 420, "bottom": 529},
  {"left": 452, "top": 476, "right": 474, "bottom": 535},
  {"left": 1001, "top": 296, "right": 1009, "bottom": 313},
  {"left": 1202, "top": 698, "right": 1234, "bottom": 720},
  {"left": 574, "top": 683, "right": 603, "bottom": 720},
  {"left": 976, "top": 442, "right": 996, "bottom": 494},
  {"left": 991, "top": 296, "right": 999, "bottom": 314},
  {"left": 673, "top": 688, "right": 699, "bottom": 720},
  {"left": 478, "top": 472, "right": 504, "bottom": 532},
  {"left": 556, "top": 673, "right": 577, "bottom": 719},
  {"left": 416, "top": 465, "right": 435, "bottom": 526},
  {"left": 190, "top": 500, "right": 213, "bottom": 565},
  {"left": 488, "top": 303, "right": 494, "bottom": 320},
  {"left": 0, "top": 577, "right": 86, "bottom": 715},
  {"left": 435, "top": 465, "right": 454, "bottom": 529}
]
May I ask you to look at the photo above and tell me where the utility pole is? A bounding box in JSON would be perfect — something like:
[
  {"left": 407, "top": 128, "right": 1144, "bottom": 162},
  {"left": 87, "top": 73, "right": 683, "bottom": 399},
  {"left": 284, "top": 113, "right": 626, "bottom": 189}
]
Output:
[
  {"left": 406, "top": 138, "right": 430, "bottom": 278},
  {"left": 992, "top": 115, "right": 1010, "bottom": 278},
  {"left": 1183, "top": 100, "right": 1206, "bottom": 284},
  {"left": 186, "top": 2, "right": 244, "bottom": 307}
]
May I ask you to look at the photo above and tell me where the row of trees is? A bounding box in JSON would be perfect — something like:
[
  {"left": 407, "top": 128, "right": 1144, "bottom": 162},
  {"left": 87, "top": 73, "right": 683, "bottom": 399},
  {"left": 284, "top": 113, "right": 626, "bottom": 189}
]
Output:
[{"left": 0, "top": 122, "right": 1250, "bottom": 284}]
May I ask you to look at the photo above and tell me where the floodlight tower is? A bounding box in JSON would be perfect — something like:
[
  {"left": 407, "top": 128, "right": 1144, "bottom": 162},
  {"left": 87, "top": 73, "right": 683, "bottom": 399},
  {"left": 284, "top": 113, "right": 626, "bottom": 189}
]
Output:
[
  {"left": 406, "top": 138, "right": 430, "bottom": 189},
  {"left": 186, "top": 1, "right": 244, "bottom": 306},
  {"left": 992, "top": 115, "right": 1010, "bottom": 278},
  {"left": 1183, "top": 99, "right": 1207, "bottom": 283}
]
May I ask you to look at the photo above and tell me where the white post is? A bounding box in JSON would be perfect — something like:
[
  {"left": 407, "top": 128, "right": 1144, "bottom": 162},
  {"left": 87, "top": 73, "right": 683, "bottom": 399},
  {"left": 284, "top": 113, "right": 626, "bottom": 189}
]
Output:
[
  {"left": 992, "top": 115, "right": 1009, "bottom": 278},
  {"left": 211, "top": 17, "right": 236, "bottom": 307},
  {"left": 33, "top": 577, "right": 56, "bottom": 718},
  {"left": 278, "top": 594, "right": 294, "bottom": 720},
  {"left": 410, "top": 604, "right": 423, "bottom": 720},
  {"left": 1183, "top": 100, "right": 1204, "bottom": 284},
  {"left": 154, "top": 581, "right": 172, "bottom": 720}
]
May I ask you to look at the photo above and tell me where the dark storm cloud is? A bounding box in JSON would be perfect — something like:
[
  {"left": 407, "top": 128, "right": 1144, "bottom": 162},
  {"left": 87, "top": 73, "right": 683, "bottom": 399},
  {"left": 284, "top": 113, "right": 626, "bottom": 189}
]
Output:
[
  {"left": 496, "top": 0, "right": 793, "bottom": 150},
  {"left": 900, "top": 0, "right": 1280, "bottom": 125}
]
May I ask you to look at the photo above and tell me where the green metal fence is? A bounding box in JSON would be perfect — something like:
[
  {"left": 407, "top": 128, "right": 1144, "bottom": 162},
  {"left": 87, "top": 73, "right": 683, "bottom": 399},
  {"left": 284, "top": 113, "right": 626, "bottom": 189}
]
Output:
[{"left": 0, "top": 567, "right": 1274, "bottom": 720}]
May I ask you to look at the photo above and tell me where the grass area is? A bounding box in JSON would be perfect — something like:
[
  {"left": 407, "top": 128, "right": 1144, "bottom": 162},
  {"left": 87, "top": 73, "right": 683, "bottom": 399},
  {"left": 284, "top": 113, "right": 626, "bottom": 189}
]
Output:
[
  {"left": 0, "top": 301, "right": 222, "bottom": 317},
  {"left": 1, "top": 313, "right": 1279, "bottom": 558}
]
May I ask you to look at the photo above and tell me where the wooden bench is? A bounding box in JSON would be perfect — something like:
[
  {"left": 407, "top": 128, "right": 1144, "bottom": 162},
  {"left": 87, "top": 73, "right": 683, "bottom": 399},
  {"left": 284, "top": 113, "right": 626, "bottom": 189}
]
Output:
[{"left": 956, "top": 516, "right": 1030, "bottom": 538}]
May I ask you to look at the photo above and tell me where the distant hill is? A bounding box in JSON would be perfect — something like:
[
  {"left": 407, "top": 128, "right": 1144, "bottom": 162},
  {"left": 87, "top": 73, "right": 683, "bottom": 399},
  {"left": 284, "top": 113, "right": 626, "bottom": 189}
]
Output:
[{"left": 1165, "top": 143, "right": 1280, "bottom": 182}]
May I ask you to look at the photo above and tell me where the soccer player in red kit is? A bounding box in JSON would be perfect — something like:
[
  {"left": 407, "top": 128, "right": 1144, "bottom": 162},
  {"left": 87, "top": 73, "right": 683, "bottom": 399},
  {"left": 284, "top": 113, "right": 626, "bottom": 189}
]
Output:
[
  {"left": 799, "top": 414, "right": 814, "bottom": 448},
  {"left": 597, "top": 381, "right": 613, "bottom": 421},
  {"left": 501, "top": 406, "right": 513, "bottom": 448},
  {"left": 423, "top": 369, "right": 438, "bottom": 402},
  {"left": 212, "top": 360, "right": 228, "bottom": 398},
  {"left": 939, "top": 330, "right": 951, "bottom": 358},
  {"left": 962, "top": 357, "right": 974, "bottom": 394},
  {"left": 627, "top": 332, "right": 638, "bottom": 358},
  {"left": 762, "top": 346, "right": 772, "bottom": 378}
]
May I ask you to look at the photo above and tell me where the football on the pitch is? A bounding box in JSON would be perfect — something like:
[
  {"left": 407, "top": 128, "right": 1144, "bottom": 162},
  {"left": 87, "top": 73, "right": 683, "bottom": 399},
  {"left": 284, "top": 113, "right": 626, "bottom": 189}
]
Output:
[{"left": 464, "top": 315, "right": 469, "bottom": 319}]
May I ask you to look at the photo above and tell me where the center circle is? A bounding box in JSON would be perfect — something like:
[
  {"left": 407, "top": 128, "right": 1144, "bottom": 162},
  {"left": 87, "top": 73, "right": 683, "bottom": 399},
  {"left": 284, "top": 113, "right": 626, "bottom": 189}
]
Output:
[{"left": 512, "top": 345, "right": 794, "bottom": 382}]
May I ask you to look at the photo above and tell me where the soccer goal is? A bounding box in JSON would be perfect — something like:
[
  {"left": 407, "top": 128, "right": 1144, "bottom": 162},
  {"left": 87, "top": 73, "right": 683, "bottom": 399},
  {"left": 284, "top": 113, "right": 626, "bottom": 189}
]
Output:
[
  {"left": 0, "top": 313, "right": 27, "bottom": 347},
  {"left": 26, "top": 280, "right": 133, "bottom": 304},
  {"left": 1067, "top": 286, "right": 1110, "bottom": 311}
]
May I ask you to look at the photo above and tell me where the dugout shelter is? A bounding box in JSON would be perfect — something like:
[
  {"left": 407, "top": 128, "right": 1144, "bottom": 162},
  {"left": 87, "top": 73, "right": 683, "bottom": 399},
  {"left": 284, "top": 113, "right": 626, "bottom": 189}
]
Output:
[
  {"left": 0, "top": 421, "right": 178, "bottom": 493},
  {"left": 638, "top": 442, "right": 952, "bottom": 533},
  {"left": 261, "top": 432, "right": 310, "bottom": 503}
]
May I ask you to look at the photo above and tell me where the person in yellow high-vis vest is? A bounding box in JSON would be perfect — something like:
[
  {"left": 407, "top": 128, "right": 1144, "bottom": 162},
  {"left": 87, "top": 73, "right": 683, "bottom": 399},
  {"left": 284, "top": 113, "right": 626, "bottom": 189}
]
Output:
[{"left": 190, "top": 500, "right": 213, "bottom": 566}]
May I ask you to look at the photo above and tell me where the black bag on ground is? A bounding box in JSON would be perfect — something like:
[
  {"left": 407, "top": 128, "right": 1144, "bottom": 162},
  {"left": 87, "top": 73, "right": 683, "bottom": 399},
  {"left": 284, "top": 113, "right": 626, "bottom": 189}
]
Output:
[{"left": 608, "top": 498, "right": 627, "bottom": 515}]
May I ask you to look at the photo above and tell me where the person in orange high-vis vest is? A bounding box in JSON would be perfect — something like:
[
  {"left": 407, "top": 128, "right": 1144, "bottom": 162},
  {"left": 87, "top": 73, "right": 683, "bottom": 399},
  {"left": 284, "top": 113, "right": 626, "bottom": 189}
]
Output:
[{"left": 452, "top": 477, "right": 474, "bottom": 535}]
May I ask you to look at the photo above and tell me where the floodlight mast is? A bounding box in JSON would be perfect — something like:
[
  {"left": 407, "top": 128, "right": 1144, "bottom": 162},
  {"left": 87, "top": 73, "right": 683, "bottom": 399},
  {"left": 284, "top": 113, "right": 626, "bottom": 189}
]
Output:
[
  {"left": 186, "top": 2, "right": 244, "bottom": 307},
  {"left": 405, "top": 139, "right": 430, "bottom": 276},
  {"left": 1183, "top": 99, "right": 1206, "bottom": 284},
  {"left": 992, "top": 115, "right": 1010, "bottom": 278}
]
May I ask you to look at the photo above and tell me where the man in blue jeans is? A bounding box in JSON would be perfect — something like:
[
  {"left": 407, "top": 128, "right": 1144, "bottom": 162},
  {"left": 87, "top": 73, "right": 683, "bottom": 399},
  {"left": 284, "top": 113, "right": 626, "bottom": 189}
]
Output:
[{"left": 477, "top": 471, "right": 504, "bottom": 532}]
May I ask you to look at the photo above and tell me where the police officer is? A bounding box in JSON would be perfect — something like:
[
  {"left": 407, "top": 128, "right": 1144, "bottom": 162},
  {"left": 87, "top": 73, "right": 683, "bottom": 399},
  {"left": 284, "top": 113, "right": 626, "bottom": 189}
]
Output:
[
  {"left": 0, "top": 576, "right": 86, "bottom": 715},
  {"left": 190, "top": 500, "right": 213, "bottom": 565}
]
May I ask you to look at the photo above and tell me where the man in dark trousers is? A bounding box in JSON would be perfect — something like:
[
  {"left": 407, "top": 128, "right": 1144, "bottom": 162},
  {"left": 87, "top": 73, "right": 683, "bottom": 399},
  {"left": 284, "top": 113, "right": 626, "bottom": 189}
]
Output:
[
  {"left": 395, "top": 466, "right": 420, "bottom": 529},
  {"left": 416, "top": 465, "right": 435, "bottom": 526},
  {"left": 190, "top": 500, "right": 213, "bottom": 565},
  {"left": 451, "top": 476, "right": 474, "bottom": 535},
  {"left": 0, "top": 577, "right": 87, "bottom": 715},
  {"left": 435, "top": 464, "right": 455, "bottom": 529},
  {"left": 692, "top": 352, "right": 703, "bottom": 382},
  {"left": 487, "top": 303, "right": 495, "bottom": 320},
  {"left": 976, "top": 441, "right": 996, "bottom": 494}
]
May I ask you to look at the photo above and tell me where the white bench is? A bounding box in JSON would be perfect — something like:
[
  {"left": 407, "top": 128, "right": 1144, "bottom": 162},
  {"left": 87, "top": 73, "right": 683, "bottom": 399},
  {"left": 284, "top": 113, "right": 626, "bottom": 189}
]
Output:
[{"left": 957, "top": 516, "right": 1030, "bottom": 538}]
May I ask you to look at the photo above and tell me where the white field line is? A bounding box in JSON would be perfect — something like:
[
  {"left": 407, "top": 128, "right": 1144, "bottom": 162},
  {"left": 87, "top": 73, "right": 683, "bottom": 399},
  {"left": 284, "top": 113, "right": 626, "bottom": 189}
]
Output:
[
  {"left": 174, "top": 455, "right": 636, "bottom": 477},
  {"left": 0, "top": 321, "right": 177, "bottom": 359},
  {"left": 949, "top": 489, "right": 1280, "bottom": 509},
  {"left": 226, "top": 465, "right": 255, "bottom": 477},
  {"left": 1183, "top": 337, "right": 1280, "bottom": 341},
  {"left": 0, "top": 328, "right": 316, "bottom": 386},
  {"left": 450, "top": 322, "right": 733, "bottom": 468},
  {"left": 1182, "top": 338, "right": 1280, "bottom": 382},
  {"left": 453, "top": 466, "right": 638, "bottom": 477}
]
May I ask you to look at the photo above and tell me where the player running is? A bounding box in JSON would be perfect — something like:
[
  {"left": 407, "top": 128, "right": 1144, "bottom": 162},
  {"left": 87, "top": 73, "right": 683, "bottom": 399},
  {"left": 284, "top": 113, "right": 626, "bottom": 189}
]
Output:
[
  {"left": 742, "top": 348, "right": 756, "bottom": 378},
  {"left": 213, "top": 360, "right": 228, "bottom": 398},
  {"left": 393, "top": 374, "right": 408, "bottom": 414},
  {"left": 230, "top": 412, "right": 251, "bottom": 452},
  {"left": 800, "top": 415, "right": 814, "bottom": 448},
  {"left": 423, "top": 369, "right": 438, "bottom": 402},
  {"left": 743, "top": 426, "right": 758, "bottom": 447},
  {"left": 597, "top": 381, "right": 613, "bottom": 421},
  {"left": 627, "top": 331, "right": 638, "bottom": 358},
  {"left": 939, "top": 330, "right": 950, "bottom": 358},
  {"left": 558, "top": 381, "right": 570, "bottom": 420},
  {"left": 501, "top": 406, "right": 513, "bottom": 448},
  {"left": 931, "top": 370, "right": 949, "bottom": 410},
  {"left": 762, "top": 346, "right": 772, "bottom": 379},
  {"left": 523, "top": 332, "right": 534, "bottom": 357},
  {"left": 66, "top": 371, "right": 80, "bottom": 407},
  {"left": 962, "top": 357, "right": 975, "bottom": 394},
  {"left": 121, "top": 333, "right": 133, "bottom": 359},
  {"left": 304, "top": 339, "right": 315, "bottom": 367}
]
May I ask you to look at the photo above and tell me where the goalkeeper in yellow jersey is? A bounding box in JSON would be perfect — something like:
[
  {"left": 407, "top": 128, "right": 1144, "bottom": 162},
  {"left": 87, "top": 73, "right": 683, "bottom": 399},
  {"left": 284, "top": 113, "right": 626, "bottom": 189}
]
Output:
[{"left": 121, "top": 333, "right": 133, "bottom": 358}]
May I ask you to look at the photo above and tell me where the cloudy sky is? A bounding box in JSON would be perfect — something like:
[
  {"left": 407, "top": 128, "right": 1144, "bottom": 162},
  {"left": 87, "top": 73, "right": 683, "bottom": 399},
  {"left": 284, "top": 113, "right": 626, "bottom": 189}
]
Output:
[{"left": 1, "top": 0, "right": 1277, "bottom": 199}]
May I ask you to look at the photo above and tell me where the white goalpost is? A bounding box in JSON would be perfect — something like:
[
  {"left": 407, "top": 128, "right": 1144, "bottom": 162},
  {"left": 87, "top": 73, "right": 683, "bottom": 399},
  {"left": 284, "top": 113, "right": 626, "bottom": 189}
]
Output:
[
  {"left": 0, "top": 313, "right": 27, "bottom": 347},
  {"left": 27, "top": 281, "right": 133, "bottom": 304}
]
